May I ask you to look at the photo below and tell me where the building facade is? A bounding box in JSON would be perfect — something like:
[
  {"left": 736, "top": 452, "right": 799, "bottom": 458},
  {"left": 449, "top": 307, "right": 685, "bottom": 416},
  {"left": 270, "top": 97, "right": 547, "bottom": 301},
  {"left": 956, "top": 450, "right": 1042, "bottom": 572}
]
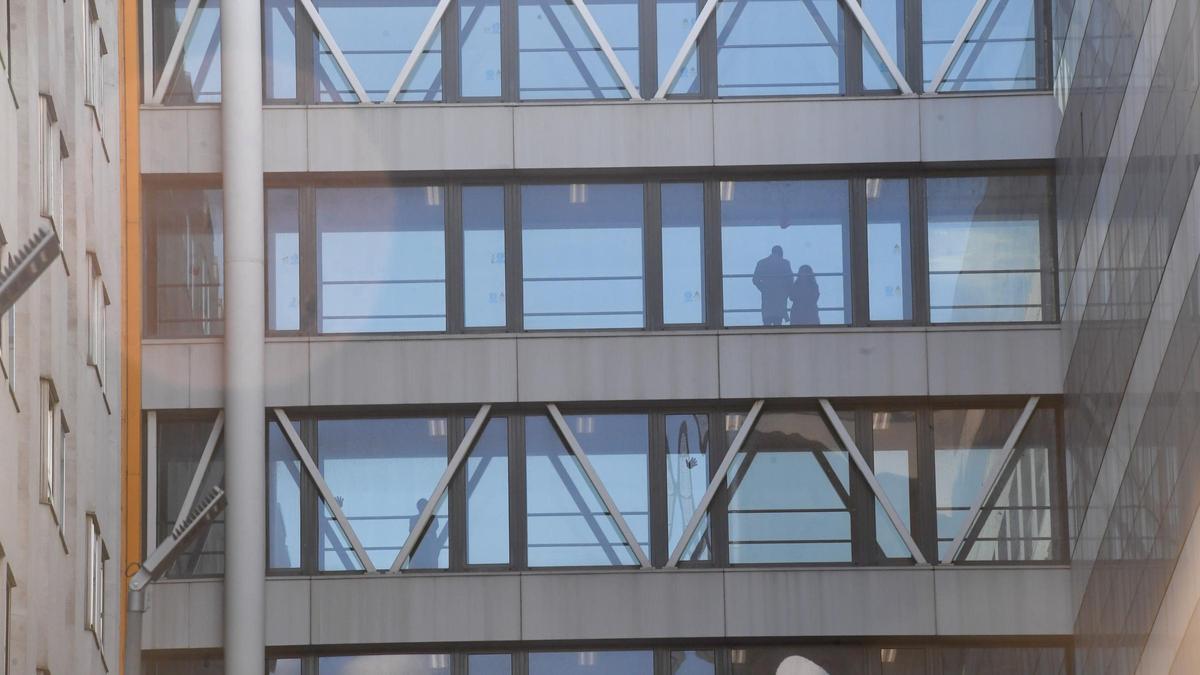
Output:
[
  {"left": 0, "top": 0, "right": 124, "bottom": 674},
  {"left": 112, "top": 0, "right": 1196, "bottom": 673}
]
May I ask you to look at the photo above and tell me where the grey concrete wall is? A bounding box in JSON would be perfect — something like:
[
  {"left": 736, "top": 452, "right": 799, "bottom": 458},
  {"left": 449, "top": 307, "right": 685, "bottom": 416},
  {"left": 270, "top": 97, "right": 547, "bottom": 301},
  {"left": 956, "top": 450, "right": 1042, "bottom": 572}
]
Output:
[
  {"left": 139, "top": 566, "right": 1073, "bottom": 650},
  {"left": 140, "top": 325, "right": 1062, "bottom": 409},
  {"left": 0, "top": 0, "right": 123, "bottom": 673},
  {"left": 139, "top": 93, "right": 1059, "bottom": 175}
]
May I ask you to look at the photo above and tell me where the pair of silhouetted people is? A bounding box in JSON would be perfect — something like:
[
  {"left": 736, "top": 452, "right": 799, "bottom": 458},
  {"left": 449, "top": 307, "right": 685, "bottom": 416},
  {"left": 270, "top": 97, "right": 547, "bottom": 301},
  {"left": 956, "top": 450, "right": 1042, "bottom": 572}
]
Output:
[{"left": 752, "top": 245, "right": 820, "bottom": 326}]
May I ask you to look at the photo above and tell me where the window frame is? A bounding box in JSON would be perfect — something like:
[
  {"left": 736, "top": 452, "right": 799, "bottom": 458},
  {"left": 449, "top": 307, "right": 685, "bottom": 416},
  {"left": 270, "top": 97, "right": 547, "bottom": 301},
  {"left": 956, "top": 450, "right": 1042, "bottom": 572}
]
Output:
[
  {"left": 0, "top": 224, "right": 14, "bottom": 401},
  {"left": 84, "top": 514, "right": 109, "bottom": 647},
  {"left": 87, "top": 253, "right": 110, "bottom": 388}
]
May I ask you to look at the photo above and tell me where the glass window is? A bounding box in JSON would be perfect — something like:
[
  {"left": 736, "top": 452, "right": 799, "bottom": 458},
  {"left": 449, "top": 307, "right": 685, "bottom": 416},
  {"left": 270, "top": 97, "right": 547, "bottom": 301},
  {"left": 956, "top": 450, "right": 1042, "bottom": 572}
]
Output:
[
  {"left": 319, "top": 654, "right": 450, "bottom": 674},
  {"left": 662, "top": 183, "right": 705, "bottom": 325},
  {"left": 463, "top": 186, "right": 507, "bottom": 328},
  {"left": 268, "top": 659, "right": 303, "bottom": 675},
  {"left": 720, "top": 180, "right": 851, "bottom": 327},
  {"left": 268, "top": 421, "right": 302, "bottom": 570},
  {"left": 669, "top": 650, "right": 717, "bottom": 675},
  {"left": 521, "top": 183, "right": 644, "bottom": 329},
  {"left": 317, "top": 417, "right": 449, "bottom": 571},
  {"left": 528, "top": 651, "right": 653, "bottom": 675},
  {"left": 870, "top": 410, "right": 916, "bottom": 559},
  {"left": 268, "top": 189, "right": 301, "bottom": 332},
  {"left": 468, "top": 654, "right": 512, "bottom": 674},
  {"left": 156, "top": 416, "right": 225, "bottom": 578},
  {"left": 566, "top": 414, "right": 650, "bottom": 553},
  {"left": 460, "top": 0, "right": 503, "bottom": 97},
  {"left": 925, "top": 0, "right": 1040, "bottom": 91},
  {"left": 517, "top": 0, "right": 637, "bottom": 99},
  {"left": 861, "top": 0, "right": 905, "bottom": 91},
  {"left": 866, "top": 178, "right": 912, "bottom": 322},
  {"left": 154, "top": 0, "right": 221, "bottom": 103},
  {"left": 313, "top": 0, "right": 443, "bottom": 102},
  {"left": 727, "top": 410, "right": 854, "bottom": 564},
  {"left": 657, "top": 0, "right": 701, "bottom": 95},
  {"left": 467, "top": 417, "right": 510, "bottom": 565},
  {"left": 939, "top": 645, "right": 1068, "bottom": 674},
  {"left": 730, "top": 646, "right": 867, "bottom": 674},
  {"left": 264, "top": 0, "right": 297, "bottom": 100},
  {"left": 525, "top": 415, "right": 638, "bottom": 566},
  {"left": 665, "top": 413, "right": 711, "bottom": 562},
  {"left": 716, "top": 0, "right": 844, "bottom": 96},
  {"left": 145, "top": 187, "right": 224, "bottom": 337},
  {"left": 316, "top": 187, "right": 446, "bottom": 334},
  {"left": 878, "top": 648, "right": 926, "bottom": 675},
  {"left": 926, "top": 175, "right": 1049, "bottom": 323}
]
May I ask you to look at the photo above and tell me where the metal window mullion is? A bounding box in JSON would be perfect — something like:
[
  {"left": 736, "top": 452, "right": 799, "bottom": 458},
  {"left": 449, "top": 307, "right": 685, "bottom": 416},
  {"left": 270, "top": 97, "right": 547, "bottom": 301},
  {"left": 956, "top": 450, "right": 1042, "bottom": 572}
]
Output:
[
  {"left": 942, "top": 395, "right": 1040, "bottom": 564},
  {"left": 387, "top": 405, "right": 492, "bottom": 573},
  {"left": 142, "top": 0, "right": 156, "bottom": 102},
  {"left": 665, "top": 400, "right": 764, "bottom": 568},
  {"left": 818, "top": 398, "right": 928, "bottom": 565},
  {"left": 926, "top": 0, "right": 990, "bottom": 93},
  {"left": 840, "top": 0, "right": 913, "bottom": 93},
  {"left": 296, "top": 0, "right": 371, "bottom": 103},
  {"left": 655, "top": 0, "right": 718, "bottom": 98},
  {"left": 384, "top": 0, "right": 453, "bottom": 102},
  {"left": 273, "top": 408, "right": 377, "bottom": 573},
  {"left": 172, "top": 412, "right": 225, "bottom": 529},
  {"left": 145, "top": 411, "right": 158, "bottom": 553},
  {"left": 149, "top": 0, "right": 202, "bottom": 104},
  {"left": 546, "top": 404, "right": 651, "bottom": 568},
  {"left": 570, "top": 0, "right": 642, "bottom": 99}
]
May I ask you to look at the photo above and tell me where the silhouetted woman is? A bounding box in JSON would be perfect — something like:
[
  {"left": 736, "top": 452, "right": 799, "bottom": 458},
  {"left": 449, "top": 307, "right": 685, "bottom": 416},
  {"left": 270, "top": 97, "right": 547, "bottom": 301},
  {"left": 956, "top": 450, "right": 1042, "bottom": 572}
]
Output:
[{"left": 789, "top": 265, "right": 821, "bottom": 326}]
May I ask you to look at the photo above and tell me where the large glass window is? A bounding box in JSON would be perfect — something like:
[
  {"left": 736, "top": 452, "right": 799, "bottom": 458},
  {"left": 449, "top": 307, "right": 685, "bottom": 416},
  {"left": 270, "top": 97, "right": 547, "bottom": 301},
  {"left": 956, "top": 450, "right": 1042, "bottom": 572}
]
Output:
[
  {"left": 466, "top": 417, "right": 510, "bottom": 565},
  {"left": 665, "top": 413, "right": 711, "bottom": 562},
  {"left": 657, "top": 0, "right": 701, "bottom": 95},
  {"left": 861, "top": 0, "right": 905, "bottom": 91},
  {"left": 153, "top": 0, "right": 221, "bottom": 103},
  {"left": 866, "top": 178, "right": 912, "bottom": 322},
  {"left": 145, "top": 187, "right": 224, "bottom": 337},
  {"left": 517, "top": 0, "right": 638, "bottom": 99},
  {"left": 566, "top": 413, "right": 650, "bottom": 553},
  {"left": 316, "top": 186, "right": 447, "bottom": 333},
  {"left": 720, "top": 180, "right": 851, "bottom": 327},
  {"left": 923, "top": 0, "right": 1042, "bottom": 92},
  {"left": 463, "top": 186, "right": 507, "bottom": 328},
  {"left": 313, "top": 0, "right": 443, "bottom": 102},
  {"left": 715, "top": 0, "right": 845, "bottom": 97},
  {"left": 264, "top": 0, "right": 298, "bottom": 101},
  {"left": 661, "top": 183, "right": 705, "bottom": 325},
  {"left": 521, "top": 183, "right": 644, "bottom": 329},
  {"left": 268, "top": 421, "right": 303, "bottom": 570},
  {"left": 926, "top": 174, "right": 1050, "bottom": 323},
  {"left": 460, "top": 0, "right": 503, "bottom": 97},
  {"left": 155, "top": 416, "right": 225, "bottom": 578},
  {"left": 529, "top": 651, "right": 653, "bottom": 675}
]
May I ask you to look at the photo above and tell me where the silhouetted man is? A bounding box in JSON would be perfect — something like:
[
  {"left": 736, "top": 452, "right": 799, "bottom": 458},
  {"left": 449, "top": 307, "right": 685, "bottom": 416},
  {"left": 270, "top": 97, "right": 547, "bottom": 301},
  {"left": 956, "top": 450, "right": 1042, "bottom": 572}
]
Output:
[{"left": 752, "top": 245, "right": 793, "bottom": 326}]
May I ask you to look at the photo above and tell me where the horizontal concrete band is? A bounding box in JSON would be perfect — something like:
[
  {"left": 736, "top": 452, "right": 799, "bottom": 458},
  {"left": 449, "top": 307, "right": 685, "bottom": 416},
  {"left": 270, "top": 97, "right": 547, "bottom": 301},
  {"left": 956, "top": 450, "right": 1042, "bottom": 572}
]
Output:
[
  {"left": 142, "top": 325, "right": 1063, "bottom": 409},
  {"left": 140, "top": 565, "right": 1073, "bottom": 650},
  {"left": 141, "top": 94, "right": 1059, "bottom": 175}
]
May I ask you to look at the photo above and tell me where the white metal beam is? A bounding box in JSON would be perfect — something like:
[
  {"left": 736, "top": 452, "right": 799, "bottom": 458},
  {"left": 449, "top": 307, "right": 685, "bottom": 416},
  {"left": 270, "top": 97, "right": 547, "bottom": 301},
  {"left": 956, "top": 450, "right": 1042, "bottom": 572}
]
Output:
[
  {"left": 927, "top": 0, "right": 991, "bottom": 93},
  {"left": 149, "top": 0, "right": 203, "bottom": 104},
  {"left": 818, "top": 399, "right": 927, "bottom": 565},
  {"left": 654, "top": 0, "right": 717, "bottom": 99},
  {"left": 547, "top": 404, "right": 651, "bottom": 568},
  {"left": 570, "top": 0, "right": 642, "bottom": 100},
  {"left": 665, "top": 400, "right": 765, "bottom": 568},
  {"left": 384, "top": 0, "right": 454, "bottom": 103},
  {"left": 942, "top": 396, "right": 1041, "bottom": 564},
  {"left": 387, "top": 405, "right": 492, "bottom": 573},
  {"left": 173, "top": 412, "right": 225, "bottom": 529},
  {"left": 296, "top": 0, "right": 372, "bottom": 103},
  {"left": 273, "top": 408, "right": 377, "bottom": 573},
  {"left": 839, "top": 0, "right": 913, "bottom": 94}
]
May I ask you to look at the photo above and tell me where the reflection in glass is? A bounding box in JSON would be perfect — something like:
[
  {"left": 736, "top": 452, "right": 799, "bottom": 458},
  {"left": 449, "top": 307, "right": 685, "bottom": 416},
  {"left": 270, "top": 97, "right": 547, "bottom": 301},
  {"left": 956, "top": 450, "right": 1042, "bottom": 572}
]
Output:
[
  {"left": 314, "top": 0, "right": 443, "bottom": 102},
  {"left": 518, "top": 0, "right": 637, "bottom": 99},
  {"left": 522, "top": 184, "right": 644, "bottom": 329},
  {"left": 146, "top": 188, "right": 224, "bottom": 337},
  {"left": 528, "top": 651, "right": 653, "bottom": 675},
  {"left": 716, "top": 0, "right": 844, "bottom": 96},
  {"left": 729, "top": 646, "right": 867, "bottom": 674},
  {"left": 317, "top": 418, "right": 449, "bottom": 570},
  {"left": 662, "top": 183, "right": 705, "bottom": 325},
  {"left": 268, "top": 658, "right": 303, "bottom": 675},
  {"left": 467, "top": 418, "right": 510, "bottom": 565},
  {"left": 156, "top": 417, "right": 224, "bottom": 577},
  {"left": 316, "top": 187, "right": 446, "bottom": 333},
  {"left": 157, "top": 0, "right": 222, "bottom": 103},
  {"left": 525, "top": 416, "right": 637, "bottom": 566},
  {"left": 319, "top": 654, "right": 450, "bottom": 674},
  {"left": 926, "top": 175, "right": 1048, "bottom": 323},
  {"left": 265, "top": 0, "right": 297, "bottom": 100},
  {"left": 468, "top": 654, "right": 513, "bottom": 674},
  {"left": 567, "top": 414, "right": 650, "bottom": 553},
  {"left": 871, "top": 411, "right": 915, "bottom": 559},
  {"left": 727, "top": 411, "right": 853, "bottom": 563},
  {"left": 866, "top": 178, "right": 911, "bottom": 322},
  {"left": 669, "top": 650, "right": 717, "bottom": 675},
  {"left": 861, "top": 0, "right": 905, "bottom": 90},
  {"left": 666, "top": 413, "right": 711, "bottom": 561},
  {"left": 926, "top": 0, "right": 1039, "bottom": 91},
  {"left": 463, "top": 186, "right": 507, "bottom": 328},
  {"left": 878, "top": 647, "right": 926, "bottom": 675},
  {"left": 268, "top": 189, "right": 301, "bottom": 331},
  {"left": 940, "top": 645, "right": 1067, "bottom": 674},
  {"left": 657, "top": 0, "right": 700, "bottom": 95},
  {"left": 720, "top": 181, "right": 850, "bottom": 326},
  {"left": 268, "top": 421, "right": 302, "bottom": 569},
  {"left": 461, "top": 0, "right": 503, "bottom": 96}
]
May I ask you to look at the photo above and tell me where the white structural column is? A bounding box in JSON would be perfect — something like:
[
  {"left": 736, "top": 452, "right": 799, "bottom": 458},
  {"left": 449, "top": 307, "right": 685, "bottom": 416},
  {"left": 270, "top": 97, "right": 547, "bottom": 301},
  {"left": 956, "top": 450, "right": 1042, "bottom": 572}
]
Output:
[{"left": 221, "top": 0, "right": 267, "bottom": 672}]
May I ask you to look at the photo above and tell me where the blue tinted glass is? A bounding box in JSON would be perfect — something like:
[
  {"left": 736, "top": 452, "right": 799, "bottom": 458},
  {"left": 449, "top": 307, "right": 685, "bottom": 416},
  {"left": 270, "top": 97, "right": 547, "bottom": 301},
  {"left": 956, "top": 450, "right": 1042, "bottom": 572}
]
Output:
[
  {"left": 923, "top": 0, "right": 1038, "bottom": 91},
  {"left": 162, "top": 0, "right": 221, "bottom": 103},
  {"left": 871, "top": 411, "right": 916, "bottom": 559},
  {"left": 525, "top": 416, "right": 637, "bottom": 566},
  {"left": 268, "top": 422, "right": 302, "bottom": 569},
  {"left": 666, "top": 414, "right": 710, "bottom": 562},
  {"left": 529, "top": 651, "right": 653, "bottom": 675},
  {"left": 662, "top": 183, "right": 705, "bottom": 324},
  {"left": 461, "top": 0, "right": 503, "bottom": 96},
  {"left": 926, "top": 176, "right": 1046, "bottom": 323},
  {"left": 317, "top": 187, "right": 446, "bottom": 333},
  {"left": 730, "top": 646, "right": 867, "bottom": 674},
  {"left": 319, "top": 655, "right": 450, "bottom": 674},
  {"left": 265, "top": 0, "right": 297, "bottom": 99},
  {"left": 669, "top": 651, "right": 717, "bottom": 675},
  {"left": 720, "top": 180, "right": 850, "bottom": 326},
  {"left": 727, "top": 411, "right": 853, "bottom": 564},
  {"left": 866, "top": 178, "right": 911, "bottom": 322},
  {"left": 468, "top": 654, "right": 513, "bottom": 675},
  {"left": 314, "top": 0, "right": 443, "bottom": 102},
  {"left": 148, "top": 188, "right": 224, "bottom": 337},
  {"left": 317, "top": 418, "right": 449, "bottom": 571},
  {"left": 716, "top": 0, "right": 844, "bottom": 96},
  {"left": 518, "top": 0, "right": 636, "bottom": 99},
  {"left": 566, "top": 414, "right": 650, "bottom": 553},
  {"left": 657, "top": 0, "right": 701, "bottom": 94},
  {"left": 267, "top": 189, "right": 301, "bottom": 331},
  {"left": 522, "top": 184, "right": 644, "bottom": 329},
  {"left": 467, "top": 418, "right": 510, "bottom": 565},
  {"left": 463, "top": 186, "right": 507, "bottom": 328},
  {"left": 861, "top": 0, "right": 904, "bottom": 90}
]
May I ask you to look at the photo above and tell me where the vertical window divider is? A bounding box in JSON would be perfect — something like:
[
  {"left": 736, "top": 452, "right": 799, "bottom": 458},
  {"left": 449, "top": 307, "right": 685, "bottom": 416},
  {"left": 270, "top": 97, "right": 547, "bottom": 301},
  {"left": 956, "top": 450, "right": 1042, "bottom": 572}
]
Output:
[
  {"left": 509, "top": 413, "right": 527, "bottom": 569},
  {"left": 300, "top": 416, "right": 319, "bottom": 574},
  {"left": 638, "top": 0, "right": 659, "bottom": 97},
  {"left": 913, "top": 406, "right": 937, "bottom": 563},
  {"left": 644, "top": 180, "right": 664, "bottom": 331},
  {"left": 1042, "top": 175, "right": 1059, "bottom": 321},
  {"left": 851, "top": 403, "right": 875, "bottom": 564},
  {"left": 703, "top": 179, "right": 722, "bottom": 329},
  {"left": 448, "top": 413, "right": 469, "bottom": 571},
  {"left": 444, "top": 0, "right": 463, "bottom": 101},
  {"left": 697, "top": 0, "right": 717, "bottom": 98},
  {"left": 709, "top": 409, "right": 729, "bottom": 567},
  {"left": 447, "top": 182, "right": 466, "bottom": 333},
  {"left": 844, "top": 0, "right": 865, "bottom": 96},
  {"left": 850, "top": 177, "right": 869, "bottom": 325},
  {"left": 505, "top": 183, "right": 523, "bottom": 330},
  {"left": 501, "top": 0, "right": 519, "bottom": 100},
  {"left": 909, "top": 176, "right": 929, "bottom": 326},
  {"left": 300, "top": 186, "right": 318, "bottom": 335},
  {"left": 295, "top": 0, "right": 317, "bottom": 104},
  {"left": 647, "top": 412, "right": 668, "bottom": 567}
]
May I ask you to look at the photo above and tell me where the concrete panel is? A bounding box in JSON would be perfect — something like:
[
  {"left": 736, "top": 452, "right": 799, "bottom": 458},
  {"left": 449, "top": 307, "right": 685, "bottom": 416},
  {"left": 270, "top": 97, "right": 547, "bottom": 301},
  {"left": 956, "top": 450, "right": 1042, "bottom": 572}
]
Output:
[
  {"left": 139, "top": 108, "right": 189, "bottom": 174},
  {"left": 724, "top": 568, "right": 935, "bottom": 637},
  {"left": 718, "top": 330, "right": 928, "bottom": 399},
  {"left": 311, "top": 574, "right": 522, "bottom": 644},
  {"left": 712, "top": 98, "right": 921, "bottom": 166},
  {"left": 266, "top": 578, "right": 312, "bottom": 647},
  {"left": 919, "top": 94, "right": 1058, "bottom": 163},
  {"left": 308, "top": 337, "right": 518, "bottom": 406},
  {"left": 306, "top": 105, "right": 514, "bottom": 172},
  {"left": 142, "top": 581, "right": 193, "bottom": 649},
  {"left": 186, "top": 579, "right": 224, "bottom": 648},
  {"left": 933, "top": 566, "right": 1072, "bottom": 636},
  {"left": 186, "top": 108, "right": 222, "bottom": 173},
  {"left": 264, "top": 108, "right": 310, "bottom": 173},
  {"left": 517, "top": 334, "right": 720, "bottom": 401},
  {"left": 142, "top": 342, "right": 191, "bottom": 409},
  {"left": 266, "top": 340, "right": 312, "bottom": 407},
  {"left": 926, "top": 327, "right": 1063, "bottom": 396},
  {"left": 513, "top": 103, "right": 713, "bottom": 169},
  {"left": 521, "top": 570, "right": 725, "bottom": 641},
  {"left": 188, "top": 341, "right": 225, "bottom": 408}
]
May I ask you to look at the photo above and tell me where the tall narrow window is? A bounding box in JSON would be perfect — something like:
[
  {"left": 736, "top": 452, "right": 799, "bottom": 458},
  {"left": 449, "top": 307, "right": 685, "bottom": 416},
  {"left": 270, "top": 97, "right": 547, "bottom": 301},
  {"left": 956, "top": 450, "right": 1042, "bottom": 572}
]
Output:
[
  {"left": 87, "top": 254, "right": 109, "bottom": 387},
  {"left": 39, "top": 379, "right": 63, "bottom": 517},
  {"left": 145, "top": 187, "right": 225, "bottom": 337},
  {"left": 0, "top": 0, "right": 10, "bottom": 77},
  {"left": 0, "top": 226, "right": 13, "bottom": 396},
  {"left": 661, "top": 183, "right": 705, "bottom": 325},
  {"left": 665, "top": 413, "right": 711, "bottom": 562},
  {"left": 460, "top": 0, "right": 503, "bottom": 97},
  {"left": 153, "top": 0, "right": 222, "bottom": 103},
  {"left": 39, "top": 96, "right": 64, "bottom": 231},
  {"left": 466, "top": 417, "right": 510, "bottom": 566},
  {"left": 267, "top": 189, "right": 301, "bottom": 332},
  {"left": 157, "top": 415, "right": 225, "bottom": 578},
  {"left": 462, "top": 186, "right": 506, "bottom": 328},
  {"left": 83, "top": 0, "right": 106, "bottom": 109},
  {"left": 866, "top": 178, "right": 912, "bottom": 322},
  {"left": 0, "top": 545, "right": 11, "bottom": 675},
  {"left": 85, "top": 515, "right": 108, "bottom": 645}
]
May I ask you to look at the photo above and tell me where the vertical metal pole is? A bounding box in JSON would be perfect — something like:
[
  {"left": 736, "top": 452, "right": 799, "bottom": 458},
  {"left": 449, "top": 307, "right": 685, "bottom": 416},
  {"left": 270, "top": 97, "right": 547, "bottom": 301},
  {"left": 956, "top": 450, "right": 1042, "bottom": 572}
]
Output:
[{"left": 221, "top": 0, "right": 266, "bottom": 671}]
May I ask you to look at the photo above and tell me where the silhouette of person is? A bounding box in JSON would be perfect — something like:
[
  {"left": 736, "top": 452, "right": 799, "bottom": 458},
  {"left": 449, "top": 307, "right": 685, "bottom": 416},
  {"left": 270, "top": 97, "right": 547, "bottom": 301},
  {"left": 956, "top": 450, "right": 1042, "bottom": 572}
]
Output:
[
  {"left": 408, "top": 497, "right": 440, "bottom": 569},
  {"left": 752, "top": 245, "right": 793, "bottom": 326},
  {"left": 789, "top": 264, "right": 821, "bottom": 326}
]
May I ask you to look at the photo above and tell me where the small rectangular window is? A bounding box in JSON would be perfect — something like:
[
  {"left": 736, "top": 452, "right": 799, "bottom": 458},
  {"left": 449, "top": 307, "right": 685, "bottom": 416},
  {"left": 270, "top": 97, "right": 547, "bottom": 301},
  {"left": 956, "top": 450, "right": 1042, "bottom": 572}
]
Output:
[
  {"left": 40, "top": 379, "right": 61, "bottom": 512},
  {"left": 1, "top": 544, "right": 11, "bottom": 675},
  {"left": 39, "top": 96, "right": 60, "bottom": 225},
  {"left": 87, "top": 254, "right": 109, "bottom": 385},
  {"left": 83, "top": 0, "right": 106, "bottom": 109},
  {"left": 85, "top": 514, "right": 108, "bottom": 645}
]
